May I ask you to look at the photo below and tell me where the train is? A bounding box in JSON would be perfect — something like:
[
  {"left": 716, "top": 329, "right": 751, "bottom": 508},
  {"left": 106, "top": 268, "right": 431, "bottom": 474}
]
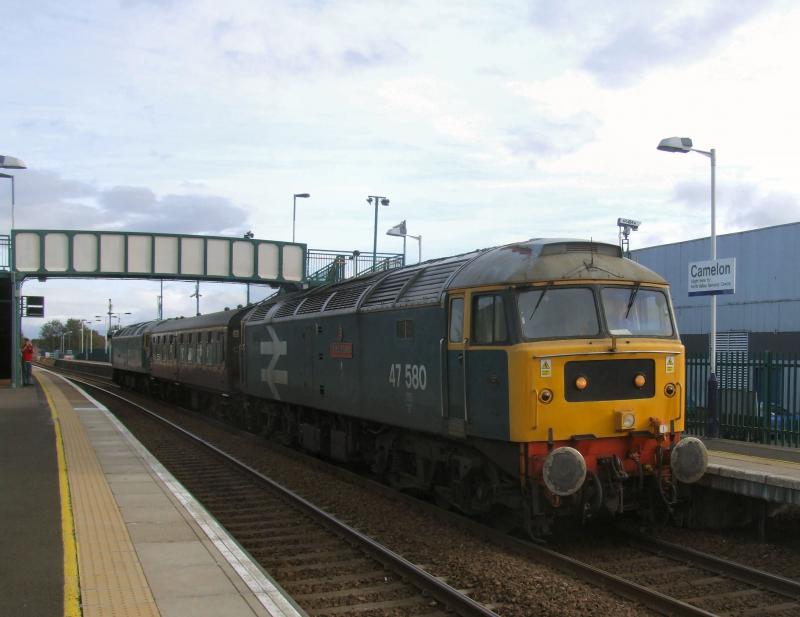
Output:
[{"left": 111, "top": 238, "right": 708, "bottom": 535}]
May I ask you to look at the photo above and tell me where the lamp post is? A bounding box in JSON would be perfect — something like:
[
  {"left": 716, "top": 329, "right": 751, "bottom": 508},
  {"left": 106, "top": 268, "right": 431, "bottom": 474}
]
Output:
[
  {"left": 386, "top": 220, "right": 422, "bottom": 264},
  {"left": 190, "top": 282, "right": 201, "bottom": 316},
  {"left": 292, "top": 193, "right": 310, "bottom": 243},
  {"left": 81, "top": 318, "right": 101, "bottom": 359},
  {"left": 2, "top": 154, "right": 28, "bottom": 388},
  {"left": 657, "top": 136, "right": 718, "bottom": 437},
  {"left": 367, "top": 195, "right": 390, "bottom": 270},
  {"left": 243, "top": 231, "right": 254, "bottom": 304}
]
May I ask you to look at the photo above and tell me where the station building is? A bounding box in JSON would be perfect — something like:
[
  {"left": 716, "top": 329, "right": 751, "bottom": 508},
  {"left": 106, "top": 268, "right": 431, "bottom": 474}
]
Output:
[{"left": 631, "top": 221, "right": 800, "bottom": 355}]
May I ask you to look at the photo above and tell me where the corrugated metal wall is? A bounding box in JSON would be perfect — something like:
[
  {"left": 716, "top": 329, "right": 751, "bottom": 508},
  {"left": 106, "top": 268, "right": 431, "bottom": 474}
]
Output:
[{"left": 631, "top": 222, "right": 800, "bottom": 335}]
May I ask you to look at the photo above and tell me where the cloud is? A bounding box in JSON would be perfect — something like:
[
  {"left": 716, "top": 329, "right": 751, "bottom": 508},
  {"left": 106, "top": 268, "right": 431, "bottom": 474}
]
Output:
[
  {"left": 7, "top": 169, "right": 249, "bottom": 236},
  {"left": 505, "top": 113, "right": 598, "bottom": 160},
  {"left": 671, "top": 179, "right": 800, "bottom": 230},
  {"left": 529, "top": 1, "right": 771, "bottom": 87},
  {"left": 210, "top": 12, "right": 408, "bottom": 78},
  {"left": 14, "top": 169, "right": 96, "bottom": 207}
]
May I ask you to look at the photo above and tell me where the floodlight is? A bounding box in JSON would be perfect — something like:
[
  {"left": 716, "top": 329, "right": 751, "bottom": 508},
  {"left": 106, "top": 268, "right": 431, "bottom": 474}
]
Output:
[
  {"left": 657, "top": 137, "right": 693, "bottom": 153},
  {"left": 0, "top": 155, "right": 27, "bottom": 169}
]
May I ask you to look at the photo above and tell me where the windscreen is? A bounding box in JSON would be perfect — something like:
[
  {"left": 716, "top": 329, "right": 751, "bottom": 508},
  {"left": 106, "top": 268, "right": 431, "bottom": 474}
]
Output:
[
  {"left": 517, "top": 287, "right": 599, "bottom": 339},
  {"left": 601, "top": 287, "right": 673, "bottom": 336}
]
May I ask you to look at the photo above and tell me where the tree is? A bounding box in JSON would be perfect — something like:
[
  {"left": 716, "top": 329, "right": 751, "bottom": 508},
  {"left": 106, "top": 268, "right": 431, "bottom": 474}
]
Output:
[{"left": 39, "top": 319, "right": 65, "bottom": 352}]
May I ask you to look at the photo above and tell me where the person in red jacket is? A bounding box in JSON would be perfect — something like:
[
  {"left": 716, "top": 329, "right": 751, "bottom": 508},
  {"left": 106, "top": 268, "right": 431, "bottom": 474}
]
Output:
[{"left": 21, "top": 338, "right": 34, "bottom": 386}]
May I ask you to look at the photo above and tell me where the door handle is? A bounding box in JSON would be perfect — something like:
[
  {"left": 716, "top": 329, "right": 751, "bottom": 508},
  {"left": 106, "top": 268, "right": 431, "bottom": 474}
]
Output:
[{"left": 457, "top": 353, "right": 464, "bottom": 363}]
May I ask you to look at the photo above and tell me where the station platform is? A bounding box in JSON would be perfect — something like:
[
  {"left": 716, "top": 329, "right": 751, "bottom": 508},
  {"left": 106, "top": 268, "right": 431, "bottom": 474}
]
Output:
[
  {"left": 702, "top": 438, "right": 800, "bottom": 507},
  {"left": 0, "top": 367, "right": 305, "bottom": 617}
]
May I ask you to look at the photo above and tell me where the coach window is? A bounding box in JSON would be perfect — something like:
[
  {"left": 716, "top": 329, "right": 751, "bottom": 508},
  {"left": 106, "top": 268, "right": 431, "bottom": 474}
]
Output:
[
  {"left": 449, "top": 298, "right": 464, "bottom": 343},
  {"left": 472, "top": 294, "right": 508, "bottom": 345}
]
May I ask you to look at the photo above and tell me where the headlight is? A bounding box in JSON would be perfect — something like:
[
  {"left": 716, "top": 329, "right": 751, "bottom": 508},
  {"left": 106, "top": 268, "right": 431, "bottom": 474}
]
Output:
[
  {"left": 664, "top": 383, "right": 676, "bottom": 397},
  {"left": 575, "top": 375, "right": 588, "bottom": 391},
  {"left": 633, "top": 373, "right": 646, "bottom": 389},
  {"left": 615, "top": 410, "right": 636, "bottom": 431},
  {"left": 539, "top": 389, "right": 553, "bottom": 404}
]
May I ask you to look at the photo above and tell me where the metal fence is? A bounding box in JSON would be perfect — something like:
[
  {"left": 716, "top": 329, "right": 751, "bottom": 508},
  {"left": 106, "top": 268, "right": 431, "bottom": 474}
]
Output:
[
  {"left": 686, "top": 352, "right": 800, "bottom": 446},
  {"left": 306, "top": 249, "right": 404, "bottom": 285},
  {"left": 1, "top": 235, "right": 9, "bottom": 271}
]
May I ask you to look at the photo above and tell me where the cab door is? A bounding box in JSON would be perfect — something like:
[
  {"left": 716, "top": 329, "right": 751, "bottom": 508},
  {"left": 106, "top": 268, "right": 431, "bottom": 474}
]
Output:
[
  {"left": 445, "top": 294, "right": 467, "bottom": 433},
  {"left": 465, "top": 291, "right": 510, "bottom": 440}
]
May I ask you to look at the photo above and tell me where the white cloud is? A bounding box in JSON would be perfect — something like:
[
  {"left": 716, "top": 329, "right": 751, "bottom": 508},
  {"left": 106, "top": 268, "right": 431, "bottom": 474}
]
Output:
[{"left": 4, "top": 0, "right": 800, "bottom": 335}]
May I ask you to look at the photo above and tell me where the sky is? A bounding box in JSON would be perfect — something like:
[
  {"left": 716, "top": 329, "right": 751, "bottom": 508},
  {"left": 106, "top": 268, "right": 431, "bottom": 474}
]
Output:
[{"left": 3, "top": 0, "right": 800, "bottom": 341}]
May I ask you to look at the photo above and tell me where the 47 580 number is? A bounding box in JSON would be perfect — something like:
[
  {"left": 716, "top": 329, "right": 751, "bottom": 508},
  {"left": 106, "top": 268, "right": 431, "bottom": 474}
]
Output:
[{"left": 388, "top": 363, "right": 427, "bottom": 390}]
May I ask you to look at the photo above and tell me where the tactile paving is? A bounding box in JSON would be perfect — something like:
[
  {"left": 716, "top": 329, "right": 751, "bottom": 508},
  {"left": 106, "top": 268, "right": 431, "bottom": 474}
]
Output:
[{"left": 37, "top": 370, "right": 160, "bottom": 617}]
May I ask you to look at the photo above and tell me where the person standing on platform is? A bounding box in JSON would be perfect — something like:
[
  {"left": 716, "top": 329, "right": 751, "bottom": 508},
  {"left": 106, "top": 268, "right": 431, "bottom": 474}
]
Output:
[{"left": 21, "top": 338, "right": 34, "bottom": 386}]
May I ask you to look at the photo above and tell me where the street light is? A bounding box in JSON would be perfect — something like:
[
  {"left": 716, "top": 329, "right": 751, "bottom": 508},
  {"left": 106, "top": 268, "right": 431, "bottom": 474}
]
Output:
[
  {"left": 2, "top": 154, "right": 28, "bottom": 388},
  {"left": 657, "top": 136, "right": 718, "bottom": 437},
  {"left": 367, "top": 195, "right": 390, "bottom": 270},
  {"left": 243, "top": 231, "right": 254, "bottom": 304},
  {"left": 386, "top": 220, "right": 422, "bottom": 264},
  {"left": 81, "top": 318, "right": 102, "bottom": 358},
  {"left": 292, "top": 193, "right": 310, "bottom": 243}
]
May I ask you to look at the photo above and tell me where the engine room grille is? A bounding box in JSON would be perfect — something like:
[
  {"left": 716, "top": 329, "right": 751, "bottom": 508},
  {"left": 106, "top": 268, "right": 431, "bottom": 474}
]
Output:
[
  {"left": 325, "top": 281, "right": 372, "bottom": 311},
  {"left": 397, "top": 261, "right": 467, "bottom": 306},
  {"left": 361, "top": 270, "right": 417, "bottom": 308},
  {"left": 274, "top": 298, "right": 304, "bottom": 319},
  {"left": 296, "top": 292, "right": 333, "bottom": 315}
]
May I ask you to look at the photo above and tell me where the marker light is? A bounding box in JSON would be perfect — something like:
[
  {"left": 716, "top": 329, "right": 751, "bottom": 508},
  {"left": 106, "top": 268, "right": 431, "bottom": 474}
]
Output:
[
  {"left": 633, "top": 373, "right": 646, "bottom": 389},
  {"left": 664, "top": 383, "right": 676, "bottom": 397},
  {"left": 575, "top": 376, "right": 588, "bottom": 391},
  {"left": 615, "top": 411, "right": 636, "bottom": 431},
  {"left": 539, "top": 389, "right": 553, "bottom": 404}
]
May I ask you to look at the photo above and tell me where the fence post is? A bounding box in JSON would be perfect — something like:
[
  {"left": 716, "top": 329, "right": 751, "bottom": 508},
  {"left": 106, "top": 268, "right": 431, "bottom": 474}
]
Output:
[
  {"left": 764, "top": 351, "right": 773, "bottom": 444},
  {"left": 707, "top": 368, "right": 719, "bottom": 439}
]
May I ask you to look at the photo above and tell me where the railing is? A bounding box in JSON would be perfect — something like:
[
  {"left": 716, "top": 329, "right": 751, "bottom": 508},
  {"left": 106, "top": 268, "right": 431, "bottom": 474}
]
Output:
[
  {"left": 686, "top": 352, "right": 800, "bottom": 446},
  {"left": 306, "top": 250, "right": 404, "bottom": 285},
  {"left": 0, "top": 234, "right": 9, "bottom": 271}
]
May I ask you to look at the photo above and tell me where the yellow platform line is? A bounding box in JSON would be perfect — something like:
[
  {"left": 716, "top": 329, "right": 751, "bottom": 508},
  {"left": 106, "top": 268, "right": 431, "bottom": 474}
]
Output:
[
  {"left": 40, "top": 373, "right": 82, "bottom": 617},
  {"left": 37, "top": 370, "right": 160, "bottom": 617},
  {"left": 710, "top": 450, "right": 800, "bottom": 469}
]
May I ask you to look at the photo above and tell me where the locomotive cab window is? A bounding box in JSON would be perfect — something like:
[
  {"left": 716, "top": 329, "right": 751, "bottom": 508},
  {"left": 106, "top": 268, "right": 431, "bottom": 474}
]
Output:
[
  {"left": 517, "top": 286, "right": 599, "bottom": 339},
  {"left": 472, "top": 293, "right": 508, "bottom": 345},
  {"left": 601, "top": 286, "right": 673, "bottom": 337},
  {"left": 449, "top": 297, "right": 464, "bottom": 343}
]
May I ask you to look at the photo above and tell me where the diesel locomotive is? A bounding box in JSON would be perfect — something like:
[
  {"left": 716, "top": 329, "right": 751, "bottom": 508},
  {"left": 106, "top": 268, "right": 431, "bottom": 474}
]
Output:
[{"left": 112, "top": 238, "right": 708, "bottom": 535}]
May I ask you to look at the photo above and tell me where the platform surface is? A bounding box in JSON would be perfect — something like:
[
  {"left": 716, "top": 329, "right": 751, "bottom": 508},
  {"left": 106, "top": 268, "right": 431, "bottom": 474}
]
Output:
[
  {"left": 0, "top": 382, "right": 63, "bottom": 617},
  {"left": 703, "top": 437, "right": 800, "bottom": 505},
  {"left": 1, "top": 368, "right": 306, "bottom": 617}
]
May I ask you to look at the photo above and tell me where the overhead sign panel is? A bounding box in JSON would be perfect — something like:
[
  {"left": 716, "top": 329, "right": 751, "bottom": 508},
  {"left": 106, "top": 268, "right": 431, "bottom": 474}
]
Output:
[
  {"left": 688, "top": 258, "right": 736, "bottom": 297},
  {"left": 12, "top": 230, "right": 306, "bottom": 285}
]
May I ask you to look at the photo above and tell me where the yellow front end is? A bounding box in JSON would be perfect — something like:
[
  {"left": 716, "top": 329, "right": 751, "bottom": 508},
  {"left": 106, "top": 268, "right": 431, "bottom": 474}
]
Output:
[{"left": 507, "top": 338, "right": 685, "bottom": 443}]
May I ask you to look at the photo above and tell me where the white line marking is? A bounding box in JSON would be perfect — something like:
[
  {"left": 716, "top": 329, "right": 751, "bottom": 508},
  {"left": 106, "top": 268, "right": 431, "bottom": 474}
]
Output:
[{"left": 43, "top": 369, "right": 306, "bottom": 617}]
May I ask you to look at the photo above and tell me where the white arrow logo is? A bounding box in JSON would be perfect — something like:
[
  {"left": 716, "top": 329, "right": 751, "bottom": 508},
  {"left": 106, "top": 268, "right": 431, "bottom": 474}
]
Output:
[{"left": 260, "top": 326, "right": 288, "bottom": 399}]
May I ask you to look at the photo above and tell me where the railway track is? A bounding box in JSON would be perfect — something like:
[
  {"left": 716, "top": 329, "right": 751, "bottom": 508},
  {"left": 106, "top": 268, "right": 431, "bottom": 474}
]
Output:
[
  {"left": 46, "top": 363, "right": 800, "bottom": 617},
  {"left": 55, "top": 372, "right": 500, "bottom": 617},
  {"left": 562, "top": 533, "right": 800, "bottom": 616}
]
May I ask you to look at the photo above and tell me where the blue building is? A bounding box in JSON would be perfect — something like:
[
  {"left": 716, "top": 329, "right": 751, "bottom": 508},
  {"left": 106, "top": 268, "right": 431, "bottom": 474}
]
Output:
[{"left": 632, "top": 222, "right": 800, "bottom": 354}]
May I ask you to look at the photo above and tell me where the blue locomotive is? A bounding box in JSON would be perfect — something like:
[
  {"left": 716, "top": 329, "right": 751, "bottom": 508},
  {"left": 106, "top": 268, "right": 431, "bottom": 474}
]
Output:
[{"left": 112, "top": 238, "right": 707, "bottom": 534}]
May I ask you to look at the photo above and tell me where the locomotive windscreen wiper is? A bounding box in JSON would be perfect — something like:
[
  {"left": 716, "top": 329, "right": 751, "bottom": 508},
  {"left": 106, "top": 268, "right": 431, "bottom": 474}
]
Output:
[
  {"left": 624, "top": 283, "right": 640, "bottom": 319},
  {"left": 530, "top": 282, "right": 553, "bottom": 319}
]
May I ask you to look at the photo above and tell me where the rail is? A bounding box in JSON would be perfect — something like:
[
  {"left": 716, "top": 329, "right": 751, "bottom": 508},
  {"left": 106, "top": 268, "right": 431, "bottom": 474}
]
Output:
[
  {"left": 306, "top": 249, "right": 403, "bottom": 285},
  {"left": 61, "top": 372, "right": 499, "bottom": 617}
]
